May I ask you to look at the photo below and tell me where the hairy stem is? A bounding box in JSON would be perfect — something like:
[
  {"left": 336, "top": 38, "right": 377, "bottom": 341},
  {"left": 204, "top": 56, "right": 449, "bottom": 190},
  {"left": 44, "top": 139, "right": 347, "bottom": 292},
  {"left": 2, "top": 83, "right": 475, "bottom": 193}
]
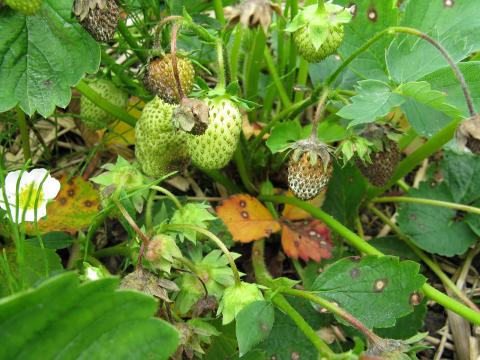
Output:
[
  {"left": 164, "top": 224, "right": 241, "bottom": 286},
  {"left": 310, "top": 88, "right": 330, "bottom": 139},
  {"left": 368, "top": 204, "right": 480, "bottom": 312},
  {"left": 373, "top": 196, "right": 480, "bottom": 216},
  {"left": 259, "top": 195, "right": 480, "bottom": 325},
  {"left": 170, "top": 23, "right": 185, "bottom": 100}
]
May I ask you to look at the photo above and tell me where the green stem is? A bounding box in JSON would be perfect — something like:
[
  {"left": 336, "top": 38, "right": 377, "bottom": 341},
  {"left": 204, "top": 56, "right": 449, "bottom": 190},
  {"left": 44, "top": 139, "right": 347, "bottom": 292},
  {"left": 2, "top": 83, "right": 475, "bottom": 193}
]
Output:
[
  {"left": 259, "top": 195, "right": 480, "bottom": 325},
  {"left": 94, "top": 243, "right": 130, "bottom": 258},
  {"left": 263, "top": 47, "right": 292, "bottom": 108},
  {"left": 117, "top": 20, "right": 147, "bottom": 63},
  {"left": 215, "top": 38, "right": 226, "bottom": 90},
  {"left": 76, "top": 79, "right": 136, "bottom": 127},
  {"left": 101, "top": 51, "right": 146, "bottom": 95},
  {"left": 280, "top": 288, "right": 380, "bottom": 344},
  {"left": 164, "top": 224, "right": 241, "bottom": 286},
  {"left": 316, "top": 0, "right": 326, "bottom": 12},
  {"left": 373, "top": 196, "right": 480, "bottom": 215},
  {"left": 151, "top": 185, "right": 182, "bottom": 210},
  {"left": 233, "top": 146, "right": 257, "bottom": 193},
  {"left": 293, "top": 59, "right": 309, "bottom": 105},
  {"left": 245, "top": 29, "right": 266, "bottom": 104},
  {"left": 212, "top": 0, "right": 225, "bottom": 25},
  {"left": 271, "top": 295, "right": 335, "bottom": 357},
  {"left": 16, "top": 107, "right": 31, "bottom": 162},
  {"left": 230, "top": 25, "right": 243, "bottom": 81},
  {"left": 251, "top": 241, "right": 334, "bottom": 357},
  {"left": 368, "top": 204, "right": 480, "bottom": 312}
]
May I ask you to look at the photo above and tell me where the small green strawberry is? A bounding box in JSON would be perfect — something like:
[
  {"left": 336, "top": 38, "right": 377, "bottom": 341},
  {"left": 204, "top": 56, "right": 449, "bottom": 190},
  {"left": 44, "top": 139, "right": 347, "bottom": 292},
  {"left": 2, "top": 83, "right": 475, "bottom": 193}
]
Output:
[
  {"left": 144, "top": 54, "right": 195, "bottom": 104},
  {"left": 135, "top": 96, "right": 190, "bottom": 178},
  {"left": 287, "top": 138, "right": 333, "bottom": 200},
  {"left": 80, "top": 79, "right": 128, "bottom": 130},
  {"left": 186, "top": 97, "right": 242, "bottom": 170},
  {"left": 355, "top": 125, "right": 401, "bottom": 187},
  {"left": 73, "top": 0, "right": 120, "bottom": 43},
  {"left": 5, "top": 0, "right": 42, "bottom": 15},
  {"left": 144, "top": 235, "right": 182, "bottom": 274},
  {"left": 286, "top": 2, "right": 352, "bottom": 63}
]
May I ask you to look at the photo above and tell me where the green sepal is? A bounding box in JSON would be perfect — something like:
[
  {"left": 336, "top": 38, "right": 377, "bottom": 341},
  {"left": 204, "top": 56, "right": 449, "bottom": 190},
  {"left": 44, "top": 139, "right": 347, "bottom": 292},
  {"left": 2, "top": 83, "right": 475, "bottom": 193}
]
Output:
[{"left": 285, "top": 3, "right": 352, "bottom": 33}]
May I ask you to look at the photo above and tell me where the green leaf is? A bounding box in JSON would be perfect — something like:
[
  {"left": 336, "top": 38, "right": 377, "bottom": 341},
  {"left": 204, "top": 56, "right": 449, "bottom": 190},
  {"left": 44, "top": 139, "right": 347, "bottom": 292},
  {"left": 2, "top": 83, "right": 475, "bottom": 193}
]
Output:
[
  {"left": 386, "top": 1, "right": 480, "bottom": 82},
  {"left": 22, "top": 243, "right": 63, "bottom": 286},
  {"left": 311, "top": 256, "right": 425, "bottom": 329},
  {"left": 0, "top": 0, "right": 100, "bottom": 117},
  {"left": 336, "top": 0, "right": 399, "bottom": 81},
  {"left": 337, "top": 80, "right": 405, "bottom": 127},
  {"left": 396, "top": 81, "right": 462, "bottom": 137},
  {"left": 375, "top": 298, "right": 427, "bottom": 340},
  {"left": 397, "top": 181, "right": 477, "bottom": 256},
  {"left": 236, "top": 301, "right": 275, "bottom": 356},
  {"left": 0, "top": 272, "right": 179, "bottom": 359},
  {"left": 440, "top": 150, "right": 480, "bottom": 204},
  {"left": 26, "top": 231, "right": 73, "bottom": 249},
  {"left": 170, "top": 203, "right": 216, "bottom": 242},
  {"left": 423, "top": 62, "right": 480, "bottom": 118},
  {"left": 323, "top": 162, "right": 367, "bottom": 228}
]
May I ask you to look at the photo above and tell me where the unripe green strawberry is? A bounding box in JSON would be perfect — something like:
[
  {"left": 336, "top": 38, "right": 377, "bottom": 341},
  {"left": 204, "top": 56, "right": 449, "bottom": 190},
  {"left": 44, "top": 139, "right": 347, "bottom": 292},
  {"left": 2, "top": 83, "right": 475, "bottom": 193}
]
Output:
[
  {"left": 74, "top": 0, "right": 120, "bottom": 43},
  {"left": 218, "top": 282, "right": 264, "bottom": 325},
  {"left": 356, "top": 139, "right": 400, "bottom": 187},
  {"left": 80, "top": 79, "right": 128, "bottom": 130},
  {"left": 287, "top": 138, "right": 333, "bottom": 200},
  {"left": 355, "top": 125, "right": 401, "bottom": 187},
  {"left": 144, "top": 54, "right": 195, "bottom": 104},
  {"left": 135, "top": 97, "right": 190, "bottom": 178},
  {"left": 145, "top": 235, "right": 182, "bottom": 274},
  {"left": 5, "top": 0, "right": 42, "bottom": 15},
  {"left": 187, "top": 97, "right": 242, "bottom": 170},
  {"left": 286, "top": 2, "right": 352, "bottom": 63},
  {"left": 293, "top": 24, "right": 344, "bottom": 63}
]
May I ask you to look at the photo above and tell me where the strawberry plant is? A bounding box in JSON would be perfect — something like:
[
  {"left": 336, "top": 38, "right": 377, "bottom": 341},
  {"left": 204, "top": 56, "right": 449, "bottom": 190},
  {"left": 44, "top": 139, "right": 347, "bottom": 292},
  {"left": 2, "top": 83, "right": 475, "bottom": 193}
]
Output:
[{"left": 1, "top": 0, "right": 480, "bottom": 359}]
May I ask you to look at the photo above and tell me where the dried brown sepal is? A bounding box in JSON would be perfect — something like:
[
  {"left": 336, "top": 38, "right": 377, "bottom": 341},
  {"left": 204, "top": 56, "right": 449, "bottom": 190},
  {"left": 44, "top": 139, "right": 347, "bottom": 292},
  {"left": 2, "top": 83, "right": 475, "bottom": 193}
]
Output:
[
  {"left": 225, "top": 0, "right": 282, "bottom": 33},
  {"left": 120, "top": 268, "right": 179, "bottom": 303},
  {"left": 173, "top": 98, "right": 210, "bottom": 136},
  {"left": 456, "top": 114, "right": 480, "bottom": 155}
]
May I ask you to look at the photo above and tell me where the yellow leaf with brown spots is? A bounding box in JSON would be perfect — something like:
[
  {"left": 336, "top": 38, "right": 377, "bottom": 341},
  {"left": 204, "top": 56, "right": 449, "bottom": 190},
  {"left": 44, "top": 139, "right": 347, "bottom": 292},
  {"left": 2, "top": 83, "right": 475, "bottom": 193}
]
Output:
[
  {"left": 26, "top": 176, "right": 100, "bottom": 235},
  {"left": 216, "top": 194, "right": 281, "bottom": 243}
]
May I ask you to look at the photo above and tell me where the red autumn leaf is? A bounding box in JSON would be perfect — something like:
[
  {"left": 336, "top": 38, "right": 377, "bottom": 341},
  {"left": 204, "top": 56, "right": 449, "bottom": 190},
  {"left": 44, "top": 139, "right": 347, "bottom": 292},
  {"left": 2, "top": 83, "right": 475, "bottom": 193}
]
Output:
[
  {"left": 216, "top": 194, "right": 281, "bottom": 243},
  {"left": 281, "top": 219, "right": 333, "bottom": 262}
]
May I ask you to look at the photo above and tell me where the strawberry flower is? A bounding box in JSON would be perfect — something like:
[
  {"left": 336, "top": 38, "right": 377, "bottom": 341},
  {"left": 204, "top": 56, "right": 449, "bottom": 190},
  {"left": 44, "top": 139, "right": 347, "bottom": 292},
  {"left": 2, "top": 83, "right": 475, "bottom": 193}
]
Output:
[{"left": 0, "top": 169, "right": 61, "bottom": 223}]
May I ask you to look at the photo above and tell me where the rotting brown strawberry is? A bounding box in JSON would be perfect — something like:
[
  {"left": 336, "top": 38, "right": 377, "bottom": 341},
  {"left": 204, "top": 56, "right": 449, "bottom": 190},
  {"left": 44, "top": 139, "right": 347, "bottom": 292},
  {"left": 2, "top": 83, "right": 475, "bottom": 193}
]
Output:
[
  {"left": 73, "top": 0, "right": 120, "bottom": 43},
  {"left": 355, "top": 125, "right": 401, "bottom": 187},
  {"left": 287, "top": 138, "right": 333, "bottom": 200},
  {"left": 144, "top": 54, "right": 195, "bottom": 104}
]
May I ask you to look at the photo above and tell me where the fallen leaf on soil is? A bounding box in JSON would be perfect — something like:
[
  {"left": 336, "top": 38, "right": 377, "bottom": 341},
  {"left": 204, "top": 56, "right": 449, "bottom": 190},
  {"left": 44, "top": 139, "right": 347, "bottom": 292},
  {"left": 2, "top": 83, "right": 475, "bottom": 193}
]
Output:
[
  {"left": 27, "top": 175, "right": 100, "bottom": 234},
  {"left": 281, "top": 219, "right": 333, "bottom": 262},
  {"left": 216, "top": 194, "right": 281, "bottom": 243}
]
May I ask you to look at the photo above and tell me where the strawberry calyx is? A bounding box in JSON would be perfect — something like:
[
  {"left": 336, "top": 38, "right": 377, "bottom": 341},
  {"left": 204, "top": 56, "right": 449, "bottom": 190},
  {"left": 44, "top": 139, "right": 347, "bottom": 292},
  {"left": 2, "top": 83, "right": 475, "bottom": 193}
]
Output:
[{"left": 288, "top": 138, "right": 333, "bottom": 173}]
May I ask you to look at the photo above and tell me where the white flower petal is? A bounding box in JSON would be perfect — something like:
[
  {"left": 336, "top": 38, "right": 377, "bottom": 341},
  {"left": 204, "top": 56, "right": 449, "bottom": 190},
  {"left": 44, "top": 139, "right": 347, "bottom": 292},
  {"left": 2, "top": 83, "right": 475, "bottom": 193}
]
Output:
[
  {"left": 43, "top": 176, "right": 61, "bottom": 199},
  {"left": 22, "top": 203, "right": 48, "bottom": 222},
  {"left": 29, "top": 168, "right": 49, "bottom": 182},
  {"left": 4, "top": 170, "right": 22, "bottom": 194}
]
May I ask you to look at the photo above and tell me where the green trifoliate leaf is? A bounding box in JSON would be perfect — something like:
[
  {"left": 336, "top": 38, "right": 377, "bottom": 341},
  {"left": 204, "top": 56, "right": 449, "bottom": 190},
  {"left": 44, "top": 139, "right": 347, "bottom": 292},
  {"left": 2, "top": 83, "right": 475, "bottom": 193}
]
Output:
[
  {"left": 0, "top": 0, "right": 100, "bottom": 117},
  {"left": 311, "top": 256, "right": 425, "bottom": 329},
  {"left": 0, "top": 272, "right": 179, "bottom": 359},
  {"left": 236, "top": 301, "right": 275, "bottom": 356},
  {"left": 337, "top": 80, "right": 405, "bottom": 127},
  {"left": 169, "top": 203, "right": 217, "bottom": 243},
  {"left": 218, "top": 282, "right": 264, "bottom": 325}
]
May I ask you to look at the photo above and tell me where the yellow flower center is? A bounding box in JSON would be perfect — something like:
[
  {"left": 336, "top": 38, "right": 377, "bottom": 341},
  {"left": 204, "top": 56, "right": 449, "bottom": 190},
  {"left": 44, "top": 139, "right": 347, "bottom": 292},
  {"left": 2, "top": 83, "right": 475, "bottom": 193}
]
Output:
[{"left": 18, "top": 184, "right": 44, "bottom": 210}]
